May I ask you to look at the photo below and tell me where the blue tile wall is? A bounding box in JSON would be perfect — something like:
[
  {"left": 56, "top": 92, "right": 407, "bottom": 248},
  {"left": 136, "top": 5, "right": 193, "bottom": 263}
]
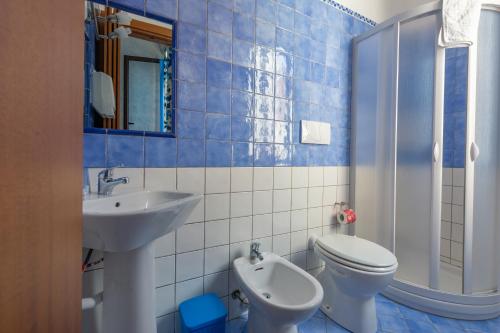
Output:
[
  {"left": 444, "top": 48, "right": 468, "bottom": 168},
  {"left": 84, "top": 0, "right": 375, "bottom": 168}
]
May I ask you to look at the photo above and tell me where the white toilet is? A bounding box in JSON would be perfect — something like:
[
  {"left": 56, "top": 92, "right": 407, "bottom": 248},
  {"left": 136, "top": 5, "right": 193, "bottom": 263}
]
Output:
[
  {"left": 233, "top": 252, "right": 324, "bottom": 333},
  {"left": 312, "top": 234, "right": 398, "bottom": 333}
]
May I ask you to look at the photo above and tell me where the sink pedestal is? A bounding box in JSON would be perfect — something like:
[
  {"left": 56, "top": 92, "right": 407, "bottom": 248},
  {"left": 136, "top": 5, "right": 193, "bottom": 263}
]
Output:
[{"left": 103, "top": 243, "right": 156, "bottom": 333}]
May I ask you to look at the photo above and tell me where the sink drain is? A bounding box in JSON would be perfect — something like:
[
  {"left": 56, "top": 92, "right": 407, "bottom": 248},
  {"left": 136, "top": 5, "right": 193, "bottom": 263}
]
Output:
[{"left": 262, "top": 292, "right": 271, "bottom": 299}]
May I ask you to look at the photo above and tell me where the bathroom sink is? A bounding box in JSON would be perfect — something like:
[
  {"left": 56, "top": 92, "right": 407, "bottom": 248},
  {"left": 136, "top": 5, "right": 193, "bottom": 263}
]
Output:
[
  {"left": 83, "top": 190, "right": 202, "bottom": 252},
  {"left": 83, "top": 190, "right": 202, "bottom": 333}
]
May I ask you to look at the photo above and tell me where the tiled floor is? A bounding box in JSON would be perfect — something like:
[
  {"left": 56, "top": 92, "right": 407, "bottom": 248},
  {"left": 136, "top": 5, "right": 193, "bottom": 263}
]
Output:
[{"left": 226, "top": 294, "right": 500, "bottom": 333}]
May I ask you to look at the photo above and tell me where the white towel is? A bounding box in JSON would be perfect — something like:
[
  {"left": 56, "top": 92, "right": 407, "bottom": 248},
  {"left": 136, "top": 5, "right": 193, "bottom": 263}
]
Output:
[
  {"left": 439, "top": 0, "right": 482, "bottom": 48},
  {"left": 91, "top": 70, "right": 116, "bottom": 118}
]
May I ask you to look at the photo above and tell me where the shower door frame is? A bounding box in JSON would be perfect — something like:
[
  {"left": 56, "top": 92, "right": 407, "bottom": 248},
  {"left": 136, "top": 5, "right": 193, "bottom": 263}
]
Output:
[
  {"left": 351, "top": 0, "right": 500, "bottom": 319},
  {"left": 351, "top": 0, "right": 444, "bottom": 291}
]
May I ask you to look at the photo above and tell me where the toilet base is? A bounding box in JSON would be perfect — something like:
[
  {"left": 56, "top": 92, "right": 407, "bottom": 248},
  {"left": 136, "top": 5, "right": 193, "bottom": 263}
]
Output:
[
  {"left": 317, "top": 270, "right": 378, "bottom": 333},
  {"left": 247, "top": 305, "right": 298, "bottom": 333}
]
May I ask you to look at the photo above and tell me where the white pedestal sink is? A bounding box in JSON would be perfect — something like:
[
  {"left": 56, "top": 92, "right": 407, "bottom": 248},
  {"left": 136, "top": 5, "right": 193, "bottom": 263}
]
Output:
[{"left": 83, "top": 190, "right": 202, "bottom": 333}]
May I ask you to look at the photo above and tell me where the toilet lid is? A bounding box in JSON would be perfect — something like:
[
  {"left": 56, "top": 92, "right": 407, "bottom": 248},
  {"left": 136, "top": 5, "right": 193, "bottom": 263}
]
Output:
[{"left": 316, "top": 234, "right": 397, "bottom": 268}]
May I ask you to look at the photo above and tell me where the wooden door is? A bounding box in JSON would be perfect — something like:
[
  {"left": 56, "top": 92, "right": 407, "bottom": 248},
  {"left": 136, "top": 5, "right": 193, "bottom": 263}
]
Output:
[{"left": 0, "top": 0, "right": 83, "bottom": 332}]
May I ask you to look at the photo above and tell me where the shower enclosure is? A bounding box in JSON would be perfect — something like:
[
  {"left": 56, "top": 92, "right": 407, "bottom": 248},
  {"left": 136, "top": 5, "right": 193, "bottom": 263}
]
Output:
[{"left": 351, "top": 1, "right": 500, "bottom": 319}]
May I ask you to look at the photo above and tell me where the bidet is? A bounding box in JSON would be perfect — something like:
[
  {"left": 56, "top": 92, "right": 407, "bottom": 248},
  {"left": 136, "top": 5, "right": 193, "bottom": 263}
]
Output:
[{"left": 233, "top": 252, "right": 323, "bottom": 333}]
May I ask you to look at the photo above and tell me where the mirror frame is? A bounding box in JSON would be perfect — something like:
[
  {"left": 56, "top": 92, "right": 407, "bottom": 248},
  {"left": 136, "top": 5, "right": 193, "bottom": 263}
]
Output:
[{"left": 84, "top": 0, "right": 176, "bottom": 138}]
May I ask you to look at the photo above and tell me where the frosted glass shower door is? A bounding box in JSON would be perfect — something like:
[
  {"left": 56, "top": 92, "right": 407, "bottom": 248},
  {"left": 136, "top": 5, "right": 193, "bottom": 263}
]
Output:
[
  {"left": 465, "top": 10, "right": 500, "bottom": 294},
  {"left": 395, "top": 13, "right": 442, "bottom": 287},
  {"left": 352, "top": 26, "right": 397, "bottom": 252}
]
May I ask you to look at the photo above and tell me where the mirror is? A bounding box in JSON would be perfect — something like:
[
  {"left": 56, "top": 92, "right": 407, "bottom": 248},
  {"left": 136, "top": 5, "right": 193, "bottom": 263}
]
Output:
[
  {"left": 440, "top": 47, "right": 468, "bottom": 294},
  {"left": 83, "top": 2, "right": 174, "bottom": 134}
]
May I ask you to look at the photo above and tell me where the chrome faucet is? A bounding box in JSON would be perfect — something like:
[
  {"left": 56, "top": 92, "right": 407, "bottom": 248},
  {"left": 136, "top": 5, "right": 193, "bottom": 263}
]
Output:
[
  {"left": 97, "top": 167, "right": 129, "bottom": 196},
  {"left": 250, "top": 242, "right": 264, "bottom": 262}
]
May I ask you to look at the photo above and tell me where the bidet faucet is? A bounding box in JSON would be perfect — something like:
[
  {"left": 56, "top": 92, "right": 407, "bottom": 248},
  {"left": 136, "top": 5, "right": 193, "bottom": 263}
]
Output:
[
  {"left": 250, "top": 242, "right": 264, "bottom": 262},
  {"left": 97, "top": 167, "right": 129, "bottom": 196}
]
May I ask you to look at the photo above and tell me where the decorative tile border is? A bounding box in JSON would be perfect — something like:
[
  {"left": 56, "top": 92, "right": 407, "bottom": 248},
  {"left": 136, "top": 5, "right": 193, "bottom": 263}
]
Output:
[{"left": 322, "top": 0, "right": 377, "bottom": 26}]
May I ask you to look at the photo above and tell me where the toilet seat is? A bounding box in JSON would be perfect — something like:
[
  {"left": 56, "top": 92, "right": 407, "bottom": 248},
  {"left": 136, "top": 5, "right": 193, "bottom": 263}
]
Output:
[{"left": 315, "top": 234, "right": 397, "bottom": 273}]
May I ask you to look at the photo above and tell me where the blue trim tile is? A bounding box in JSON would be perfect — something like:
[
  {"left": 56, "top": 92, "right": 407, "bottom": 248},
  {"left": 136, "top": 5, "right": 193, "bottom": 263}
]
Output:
[
  {"left": 107, "top": 135, "right": 144, "bottom": 168},
  {"left": 109, "top": 0, "right": 145, "bottom": 13},
  {"left": 206, "top": 114, "right": 231, "bottom": 140},
  {"left": 83, "top": 133, "right": 106, "bottom": 168},
  {"left": 206, "top": 140, "right": 231, "bottom": 167},
  {"left": 207, "top": 87, "right": 231, "bottom": 115},
  {"left": 144, "top": 137, "right": 176, "bottom": 167},
  {"left": 232, "top": 142, "right": 254, "bottom": 166},
  {"left": 178, "top": 139, "right": 205, "bottom": 167}
]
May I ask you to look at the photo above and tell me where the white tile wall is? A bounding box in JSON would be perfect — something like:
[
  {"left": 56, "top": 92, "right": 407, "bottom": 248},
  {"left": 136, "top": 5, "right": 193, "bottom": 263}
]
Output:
[
  {"left": 83, "top": 166, "right": 350, "bottom": 333},
  {"left": 440, "top": 168, "right": 464, "bottom": 268}
]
